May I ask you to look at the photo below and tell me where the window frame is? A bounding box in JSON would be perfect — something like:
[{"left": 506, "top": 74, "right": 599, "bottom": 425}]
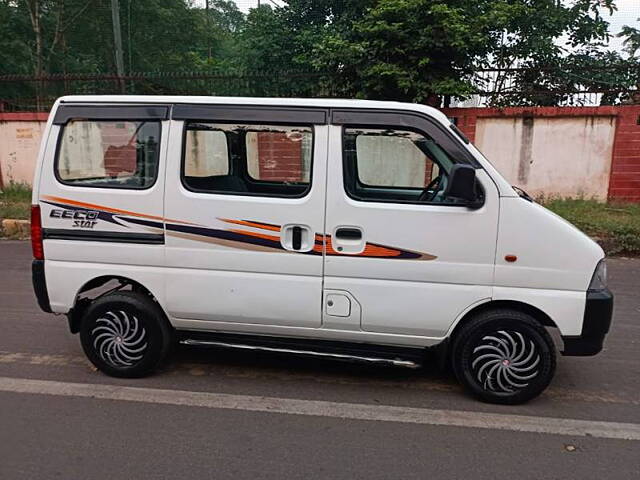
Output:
[
  {"left": 53, "top": 118, "right": 163, "bottom": 191},
  {"left": 180, "top": 121, "right": 316, "bottom": 199},
  {"left": 337, "top": 114, "right": 483, "bottom": 206}
]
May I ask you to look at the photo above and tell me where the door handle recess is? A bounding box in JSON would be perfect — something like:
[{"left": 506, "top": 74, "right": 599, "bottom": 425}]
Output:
[
  {"left": 292, "top": 226, "right": 302, "bottom": 250},
  {"left": 335, "top": 227, "right": 362, "bottom": 240},
  {"left": 281, "top": 224, "right": 313, "bottom": 252}
]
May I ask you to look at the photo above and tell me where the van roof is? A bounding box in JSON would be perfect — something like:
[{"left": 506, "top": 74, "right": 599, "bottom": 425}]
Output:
[{"left": 56, "top": 95, "right": 450, "bottom": 124}]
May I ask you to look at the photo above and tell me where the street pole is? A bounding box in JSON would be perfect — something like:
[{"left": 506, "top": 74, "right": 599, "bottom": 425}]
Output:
[
  {"left": 205, "top": 0, "right": 211, "bottom": 59},
  {"left": 110, "top": 0, "right": 126, "bottom": 93}
]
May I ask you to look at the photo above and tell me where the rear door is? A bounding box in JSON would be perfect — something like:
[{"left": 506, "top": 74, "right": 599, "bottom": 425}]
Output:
[
  {"left": 164, "top": 104, "right": 328, "bottom": 329},
  {"left": 324, "top": 109, "right": 500, "bottom": 338},
  {"left": 39, "top": 104, "right": 168, "bottom": 268}
]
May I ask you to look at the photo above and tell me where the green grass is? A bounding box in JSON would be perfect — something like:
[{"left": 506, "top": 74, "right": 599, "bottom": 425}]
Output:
[
  {"left": 544, "top": 198, "right": 640, "bottom": 256},
  {"left": 0, "top": 182, "right": 31, "bottom": 222}
]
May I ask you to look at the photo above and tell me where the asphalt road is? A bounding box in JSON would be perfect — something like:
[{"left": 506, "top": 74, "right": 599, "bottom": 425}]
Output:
[{"left": 0, "top": 240, "right": 638, "bottom": 479}]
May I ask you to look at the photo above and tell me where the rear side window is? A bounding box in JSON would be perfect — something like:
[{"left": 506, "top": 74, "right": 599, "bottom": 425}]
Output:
[
  {"left": 185, "top": 129, "right": 229, "bottom": 177},
  {"left": 56, "top": 120, "right": 160, "bottom": 189},
  {"left": 182, "top": 123, "right": 312, "bottom": 197}
]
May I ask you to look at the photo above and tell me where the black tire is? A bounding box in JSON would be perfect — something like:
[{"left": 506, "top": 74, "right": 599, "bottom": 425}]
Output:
[
  {"left": 451, "top": 309, "right": 556, "bottom": 405},
  {"left": 79, "top": 291, "right": 172, "bottom": 378}
]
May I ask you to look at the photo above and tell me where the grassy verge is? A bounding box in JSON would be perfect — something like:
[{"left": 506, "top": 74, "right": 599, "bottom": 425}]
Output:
[
  {"left": 0, "top": 183, "right": 31, "bottom": 238},
  {"left": 544, "top": 198, "right": 640, "bottom": 256}
]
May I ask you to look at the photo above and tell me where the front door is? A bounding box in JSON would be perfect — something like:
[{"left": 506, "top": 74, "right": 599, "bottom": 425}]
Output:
[
  {"left": 164, "top": 105, "right": 328, "bottom": 329},
  {"left": 324, "top": 110, "right": 499, "bottom": 338}
]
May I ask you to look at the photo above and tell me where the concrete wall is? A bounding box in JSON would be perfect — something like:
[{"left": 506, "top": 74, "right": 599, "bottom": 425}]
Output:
[
  {"left": 0, "top": 113, "right": 48, "bottom": 188},
  {"left": 2, "top": 107, "right": 640, "bottom": 202},
  {"left": 474, "top": 115, "right": 616, "bottom": 200},
  {"left": 444, "top": 106, "right": 640, "bottom": 202}
]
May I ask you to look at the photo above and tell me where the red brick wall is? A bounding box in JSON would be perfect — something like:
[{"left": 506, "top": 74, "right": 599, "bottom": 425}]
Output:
[
  {"left": 443, "top": 105, "right": 640, "bottom": 202},
  {"left": 608, "top": 107, "right": 640, "bottom": 202},
  {"left": 256, "top": 132, "right": 304, "bottom": 182},
  {"left": 100, "top": 122, "right": 137, "bottom": 177},
  {"left": 0, "top": 112, "right": 49, "bottom": 121}
]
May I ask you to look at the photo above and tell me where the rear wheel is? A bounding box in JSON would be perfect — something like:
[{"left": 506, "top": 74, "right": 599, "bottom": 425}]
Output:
[
  {"left": 451, "top": 309, "right": 556, "bottom": 405},
  {"left": 79, "top": 291, "right": 172, "bottom": 378}
]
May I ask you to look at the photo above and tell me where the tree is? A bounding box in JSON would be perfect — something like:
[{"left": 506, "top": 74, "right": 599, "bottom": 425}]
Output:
[
  {"left": 617, "top": 20, "right": 640, "bottom": 103},
  {"left": 619, "top": 19, "right": 640, "bottom": 57},
  {"left": 0, "top": 0, "right": 636, "bottom": 107},
  {"left": 308, "top": 0, "right": 621, "bottom": 103},
  {"left": 0, "top": 2, "right": 32, "bottom": 75},
  {"left": 20, "top": 0, "right": 94, "bottom": 78}
]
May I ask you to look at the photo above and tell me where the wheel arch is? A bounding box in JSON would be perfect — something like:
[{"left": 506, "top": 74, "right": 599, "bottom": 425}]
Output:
[
  {"left": 451, "top": 300, "right": 558, "bottom": 339},
  {"left": 433, "top": 299, "right": 559, "bottom": 369},
  {"left": 67, "top": 275, "right": 166, "bottom": 334}
]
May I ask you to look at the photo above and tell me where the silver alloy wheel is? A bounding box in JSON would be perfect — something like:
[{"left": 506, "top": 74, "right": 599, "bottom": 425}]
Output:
[
  {"left": 91, "top": 310, "right": 148, "bottom": 368},
  {"left": 471, "top": 330, "right": 540, "bottom": 393}
]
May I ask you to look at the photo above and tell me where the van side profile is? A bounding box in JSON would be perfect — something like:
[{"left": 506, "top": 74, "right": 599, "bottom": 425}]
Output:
[{"left": 31, "top": 96, "right": 613, "bottom": 404}]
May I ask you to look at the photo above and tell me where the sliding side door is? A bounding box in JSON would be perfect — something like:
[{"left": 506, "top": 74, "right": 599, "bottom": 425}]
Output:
[{"left": 164, "top": 105, "right": 328, "bottom": 330}]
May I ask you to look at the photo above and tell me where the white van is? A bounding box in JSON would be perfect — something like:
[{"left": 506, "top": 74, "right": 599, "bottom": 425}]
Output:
[{"left": 31, "top": 96, "right": 613, "bottom": 404}]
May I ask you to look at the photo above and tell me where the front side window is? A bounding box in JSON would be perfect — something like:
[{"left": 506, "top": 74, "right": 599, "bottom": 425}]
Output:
[
  {"left": 183, "top": 123, "right": 312, "bottom": 197},
  {"left": 343, "top": 127, "right": 458, "bottom": 204},
  {"left": 57, "top": 120, "right": 160, "bottom": 188}
]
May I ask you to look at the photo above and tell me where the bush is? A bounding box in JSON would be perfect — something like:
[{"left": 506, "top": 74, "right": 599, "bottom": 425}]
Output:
[
  {"left": 0, "top": 182, "right": 31, "bottom": 222},
  {"left": 544, "top": 198, "right": 640, "bottom": 256}
]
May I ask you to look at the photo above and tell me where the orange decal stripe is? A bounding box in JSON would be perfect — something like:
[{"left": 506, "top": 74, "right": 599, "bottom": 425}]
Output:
[
  {"left": 361, "top": 244, "right": 402, "bottom": 257},
  {"left": 219, "top": 218, "right": 281, "bottom": 232},
  {"left": 41, "top": 195, "right": 193, "bottom": 225}
]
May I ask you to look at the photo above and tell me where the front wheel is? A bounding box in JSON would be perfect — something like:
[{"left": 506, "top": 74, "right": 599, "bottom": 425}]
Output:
[
  {"left": 451, "top": 309, "right": 556, "bottom": 405},
  {"left": 79, "top": 291, "right": 172, "bottom": 378}
]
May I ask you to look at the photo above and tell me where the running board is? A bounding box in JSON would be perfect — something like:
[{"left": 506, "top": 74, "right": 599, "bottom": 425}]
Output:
[{"left": 179, "top": 335, "right": 423, "bottom": 369}]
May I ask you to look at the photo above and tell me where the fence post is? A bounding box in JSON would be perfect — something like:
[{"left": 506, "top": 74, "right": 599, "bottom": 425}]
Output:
[{"left": 110, "top": 0, "right": 126, "bottom": 93}]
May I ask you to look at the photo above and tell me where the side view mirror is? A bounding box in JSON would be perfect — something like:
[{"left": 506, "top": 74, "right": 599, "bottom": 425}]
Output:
[{"left": 444, "top": 164, "right": 482, "bottom": 208}]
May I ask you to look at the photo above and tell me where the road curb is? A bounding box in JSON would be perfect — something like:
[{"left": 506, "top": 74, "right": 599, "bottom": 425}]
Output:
[{"left": 0, "top": 218, "right": 30, "bottom": 238}]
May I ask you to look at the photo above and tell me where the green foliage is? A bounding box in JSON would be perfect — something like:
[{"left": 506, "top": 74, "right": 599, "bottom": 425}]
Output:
[
  {"left": 544, "top": 198, "right": 640, "bottom": 256},
  {"left": 307, "top": 0, "right": 635, "bottom": 102},
  {"left": 0, "top": 182, "right": 31, "bottom": 202},
  {"left": 619, "top": 19, "right": 640, "bottom": 57},
  {"left": 0, "top": 3, "right": 31, "bottom": 75},
  {"left": 0, "top": 0, "right": 637, "bottom": 105}
]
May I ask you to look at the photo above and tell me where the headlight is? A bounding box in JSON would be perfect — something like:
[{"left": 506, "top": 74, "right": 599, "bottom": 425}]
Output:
[{"left": 588, "top": 259, "right": 608, "bottom": 291}]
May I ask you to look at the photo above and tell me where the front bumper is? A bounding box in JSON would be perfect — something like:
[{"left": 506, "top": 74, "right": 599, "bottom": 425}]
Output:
[{"left": 562, "top": 288, "right": 613, "bottom": 356}]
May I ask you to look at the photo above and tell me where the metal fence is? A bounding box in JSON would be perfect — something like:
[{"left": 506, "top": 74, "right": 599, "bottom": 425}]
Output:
[
  {"left": 0, "top": 68, "right": 637, "bottom": 112},
  {"left": 466, "top": 66, "right": 639, "bottom": 108},
  {"left": 0, "top": 71, "right": 343, "bottom": 112}
]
